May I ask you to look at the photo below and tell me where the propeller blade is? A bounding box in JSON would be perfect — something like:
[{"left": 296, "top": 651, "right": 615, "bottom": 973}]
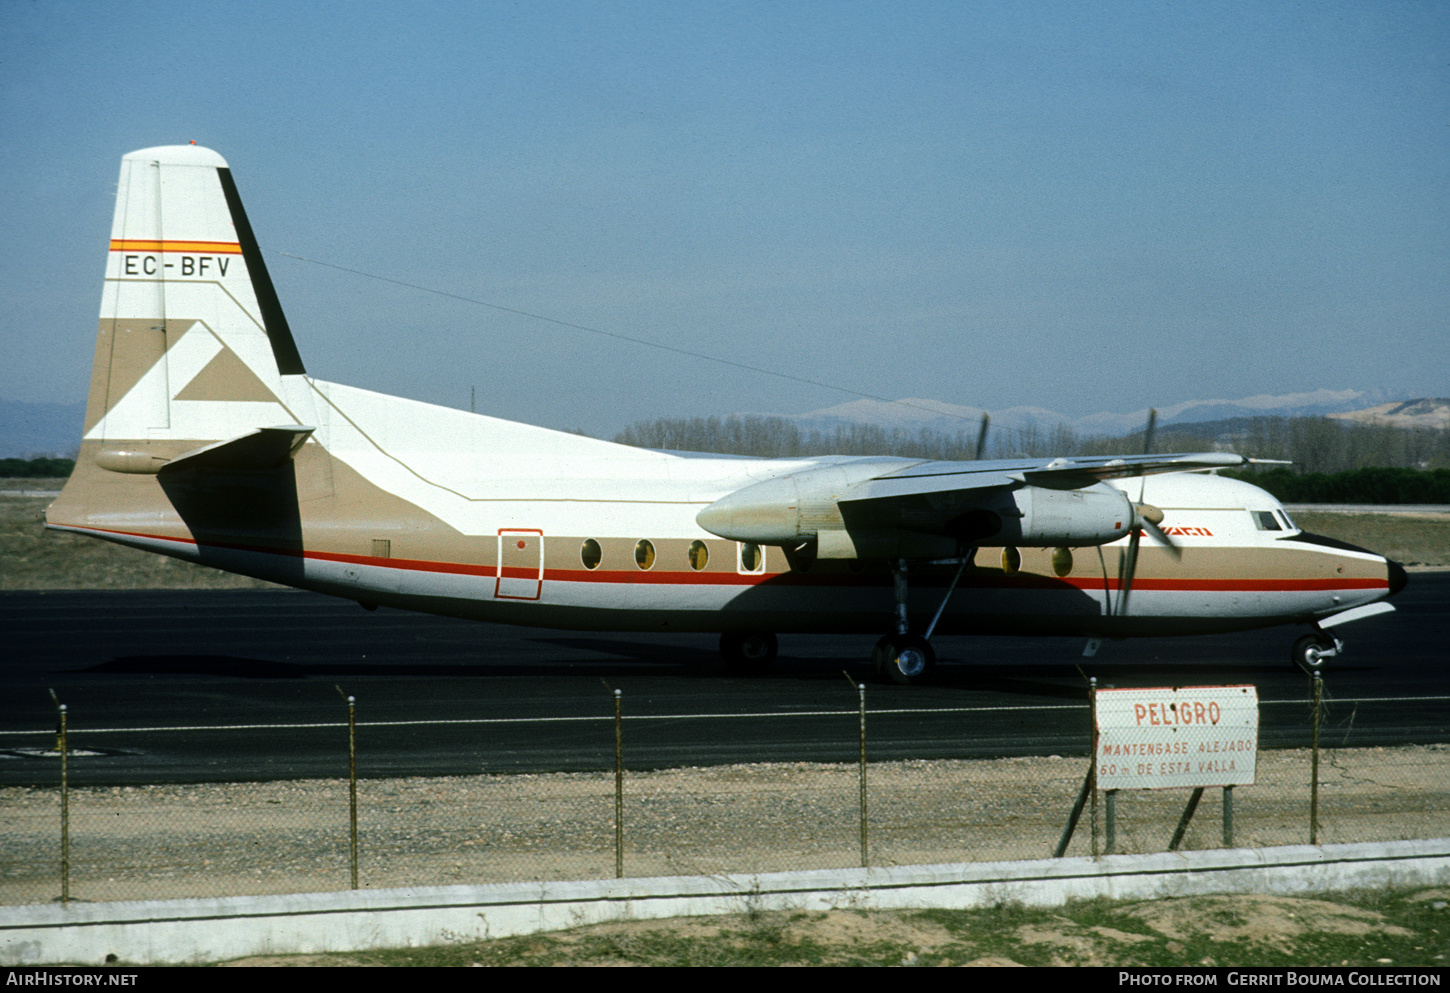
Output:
[
  {"left": 1141, "top": 408, "right": 1157, "bottom": 457},
  {"left": 974, "top": 413, "right": 991, "bottom": 461},
  {"left": 1136, "top": 502, "right": 1181, "bottom": 555},
  {"left": 1120, "top": 407, "right": 1164, "bottom": 614},
  {"left": 1140, "top": 517, "right": 1183, "bottom": 560},
  {"left": 1135, "top": 408, "right": 1158, "bottom": 506},
  {"left": 1118, "top": 527, "right": 1141, "bottom": 616}
]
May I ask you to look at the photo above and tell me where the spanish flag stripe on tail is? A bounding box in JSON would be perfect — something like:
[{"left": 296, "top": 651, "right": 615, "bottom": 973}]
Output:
[{"left": 110, "top": 240, "right": 243, "bottom": 254}]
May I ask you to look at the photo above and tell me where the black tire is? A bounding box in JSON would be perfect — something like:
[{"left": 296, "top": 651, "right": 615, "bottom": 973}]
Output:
[
  {"left": 1292, "top": 633, "right": 1334, "bottom": 675},
  {"left": 881, "top": 634, "right": 934, "bottom": 685},
  {"left": 720, "top": 632, "right": 778, "bottom": 672},
  {"left": 870, "top": 635, "right": 895, "bottom": 677}
]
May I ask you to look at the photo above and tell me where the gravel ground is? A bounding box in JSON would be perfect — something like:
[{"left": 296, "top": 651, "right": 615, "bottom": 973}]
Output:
[{"left": 2, "top": 745, "right": 1446, "bottom": 906}]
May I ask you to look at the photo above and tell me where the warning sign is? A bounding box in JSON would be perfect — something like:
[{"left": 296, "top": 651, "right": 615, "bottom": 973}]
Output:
[{"left": 1095, "top": 685, "right": 1258, "bottom": 790}]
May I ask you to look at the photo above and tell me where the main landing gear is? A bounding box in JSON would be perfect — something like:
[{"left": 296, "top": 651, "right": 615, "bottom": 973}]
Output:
[
  {"left": 719, "top": 631, "right": 778, "bottom": 673},
  {"left": 868, "top": 556, "right": 969, "bottom": 685},
  {"left": 872, "top": 632, "right": 935, "bottom": 685},
  {"left": 719, "top": 555, "right": 969, "bottom": 685}
]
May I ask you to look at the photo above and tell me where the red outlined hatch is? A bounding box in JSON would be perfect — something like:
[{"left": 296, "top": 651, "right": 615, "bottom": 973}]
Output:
[{"left": 495, "top": 529, "right": 544, "bottom": 600}]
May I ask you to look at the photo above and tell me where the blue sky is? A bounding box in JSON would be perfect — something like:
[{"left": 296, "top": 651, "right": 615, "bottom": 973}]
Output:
[{"left": 2, "top": 1, "right": 1446, "bottom": 436}]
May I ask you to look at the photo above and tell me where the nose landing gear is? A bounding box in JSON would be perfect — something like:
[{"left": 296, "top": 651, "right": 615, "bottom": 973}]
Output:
[{"left": 1291, "top": 630, "right": 1342, "bottom": 675}]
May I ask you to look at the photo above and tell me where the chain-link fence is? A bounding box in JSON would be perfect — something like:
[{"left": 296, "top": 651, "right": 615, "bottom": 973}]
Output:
[{"left": 2, "top": 686, "right": 1447, "bottom": 906}]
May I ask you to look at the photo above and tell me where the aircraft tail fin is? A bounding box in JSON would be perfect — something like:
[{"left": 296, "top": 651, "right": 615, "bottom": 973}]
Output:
[{"left": 81, "top": 144, "right": 314, "bottom": 471}]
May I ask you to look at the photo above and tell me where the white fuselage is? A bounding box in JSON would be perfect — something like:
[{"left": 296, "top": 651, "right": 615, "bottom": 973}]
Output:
[{"left": 67, "top": 377, "right": 1392, "bottom": 641}]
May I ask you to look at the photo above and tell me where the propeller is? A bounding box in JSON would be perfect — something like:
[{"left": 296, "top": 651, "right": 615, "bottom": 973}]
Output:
[
  {"left": 1117, "top": 409, "right": 1181, "bottom": 616},
  {"left": 974, "top": 413, "right": 991, "bottom": 461}
]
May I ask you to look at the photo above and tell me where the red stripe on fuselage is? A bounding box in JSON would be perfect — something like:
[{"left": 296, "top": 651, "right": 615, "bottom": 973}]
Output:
[{"left": 58, "top": 525, "right": 1389, "bottom": 594}]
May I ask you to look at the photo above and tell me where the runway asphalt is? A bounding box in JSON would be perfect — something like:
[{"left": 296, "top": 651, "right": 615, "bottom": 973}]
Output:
[{"left": 0, "top": 573, "right": 1444, "bottom": 785}]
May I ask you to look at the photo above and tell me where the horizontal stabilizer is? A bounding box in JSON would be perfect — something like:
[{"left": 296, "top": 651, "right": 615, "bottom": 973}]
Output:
[{"left": 159, "top": 426, "right": 315, "bottom": 474}]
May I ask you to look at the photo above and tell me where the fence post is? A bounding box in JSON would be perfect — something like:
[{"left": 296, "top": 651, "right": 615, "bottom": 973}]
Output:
[
  {"left": 1223, "top": 785, "right": 1234, "bottom": 847},
  {"left": 1311, "top": 674, "right": 1322, "bottom": 845},
  {"left": 51, "top": 692, "right": 69, "bottom": 906},
  {"left": 614, "top": 689, "right": 624, "bottom": 879},
  {"left": 1105, "top": 790, "right": 1116, "bottom": 854},
  {"left": 857, "top": 681, "right": 868, "bottom": 868},
  {"left": 337, "top": 688, "right": 358, "bottom": 890},
  {"left": 1089, "top": 677, "right": 1099, "bottom": 858}
]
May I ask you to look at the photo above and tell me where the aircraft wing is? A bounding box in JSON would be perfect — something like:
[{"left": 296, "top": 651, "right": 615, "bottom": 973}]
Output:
[
  {"left": 846, "top": 452, "right": 1246, "bottom": 502},
  {"left": 697, "top": 451, "right": 1247, "bottom": 557}
]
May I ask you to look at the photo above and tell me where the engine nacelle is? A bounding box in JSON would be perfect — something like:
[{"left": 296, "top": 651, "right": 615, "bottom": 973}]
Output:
[
  {"left": 970, "top": 483, "right": 1135, "bottom": 547},
  {"left": 694, "top": 460, "right": 915, "bottom": 546}
]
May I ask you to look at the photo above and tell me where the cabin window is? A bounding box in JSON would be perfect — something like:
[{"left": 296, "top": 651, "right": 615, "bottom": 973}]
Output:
[
  {"left": 688, "top": 540, "right": 709, "bottom": 570},
  {"left": 1252, "top": 511, "right": 1282, "bottom": 531},
  {"left": 580, "top": 538, "right": 602, "bottom": 570},
  {"left": 739, "top": 542, "right": 764, "bottom": 573},
  {"left": 635, "top": 539, "right": 656, "bottom": 570},
  {"left": 1001, "top": 546, "right": 1022, "bottom": 576},
  {"left": 1051, "top": 546, "right": 1073, "bottom": 577}
]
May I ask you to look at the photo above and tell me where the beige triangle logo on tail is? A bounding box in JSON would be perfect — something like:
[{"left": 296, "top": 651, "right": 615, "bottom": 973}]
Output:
[{"left": 174, "top": 342, "right": 279, "bottom": 403}]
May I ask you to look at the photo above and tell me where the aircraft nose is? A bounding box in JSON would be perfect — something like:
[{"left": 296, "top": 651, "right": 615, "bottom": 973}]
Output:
[{"left": 1387, "top": 559, "right": 1408, "bottom": 597}]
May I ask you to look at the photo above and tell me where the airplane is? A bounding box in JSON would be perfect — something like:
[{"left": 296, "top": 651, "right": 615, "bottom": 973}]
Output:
[{"left": 45, "top": 144, "right": 1407, "bottom": 683}]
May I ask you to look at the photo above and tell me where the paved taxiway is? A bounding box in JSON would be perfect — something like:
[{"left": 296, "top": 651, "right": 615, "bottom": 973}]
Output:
[{"left": 0, "top": 575, "right": 1444, "bottom": 785}]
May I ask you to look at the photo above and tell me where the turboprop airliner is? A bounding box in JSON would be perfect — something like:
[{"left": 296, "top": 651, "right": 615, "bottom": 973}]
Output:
[{"left": 45, "top": 144, "right": 1407, "bottom": 682}]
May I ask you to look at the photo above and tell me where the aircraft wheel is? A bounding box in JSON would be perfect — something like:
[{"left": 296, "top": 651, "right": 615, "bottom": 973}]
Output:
[
  {"left": 870, "top": 635, "right": 895, "bottom": 677},
  {"left": 720, "top": 632, "right": 778, "bottom": 672},
  {"left": 1291, "top": 633, "right": 1335, "bottom": 675},
  {"left": 881, "top": 634, "right": 934, "bottom": 685}
]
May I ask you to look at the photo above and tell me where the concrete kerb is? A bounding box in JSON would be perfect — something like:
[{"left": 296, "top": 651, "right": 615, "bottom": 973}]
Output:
[{"left": 3, "top": 838, "right": 1448, "bottom": 965}]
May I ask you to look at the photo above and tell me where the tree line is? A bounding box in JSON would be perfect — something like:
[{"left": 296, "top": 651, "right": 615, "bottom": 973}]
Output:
[
  {"left": 1223, "top": 467, "right": 1450, "bottom": 504},
  {"left": 614, "top": 413, "right": 1450, "bottom": 473},
  {"left": 612, "top": 414, "right": 1450, "bottom": 504},
  {"left": 0, "top": 456, "right": 77, "bottom": 478},
  {"left": 7, "top": 415, "right": 1448, "bottom": 502},
  {"left": 1160, "top": 416, "right": 1450, "bottom": 475}
]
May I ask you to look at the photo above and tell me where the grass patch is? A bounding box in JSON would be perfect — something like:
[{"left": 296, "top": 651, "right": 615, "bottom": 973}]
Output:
[
  {"left": 910, "top": 888, "right": 1450, "bottom": 968},
  {"left": 208, "top": 886, "right": 1449, "bottom": 967},
  {"left": 0, "top": 488, "right": 278, "bottom": 590},
  {"left": 1292, "top": 511, "right": 1450, "bottom": 568},
  {"left": 355, "top": 911, "right": 912, "bottom": 967}
]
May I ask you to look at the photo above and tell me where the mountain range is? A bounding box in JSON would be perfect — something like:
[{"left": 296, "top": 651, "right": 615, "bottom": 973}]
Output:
[
  {"left": 762, "top": 389, "right": 1447, "bottom": 440},
  {"left": 1328, "top": 399, "right": 1450, "bottom": 431}
]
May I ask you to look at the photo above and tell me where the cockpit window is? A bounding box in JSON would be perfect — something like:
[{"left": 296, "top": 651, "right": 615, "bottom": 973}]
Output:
[
  {"left": 1275, "top": 509, "right": 1296, "bottom": 531},
  {"left": 1252, "top": 510, "right": 1282, "bottom": 531}
]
